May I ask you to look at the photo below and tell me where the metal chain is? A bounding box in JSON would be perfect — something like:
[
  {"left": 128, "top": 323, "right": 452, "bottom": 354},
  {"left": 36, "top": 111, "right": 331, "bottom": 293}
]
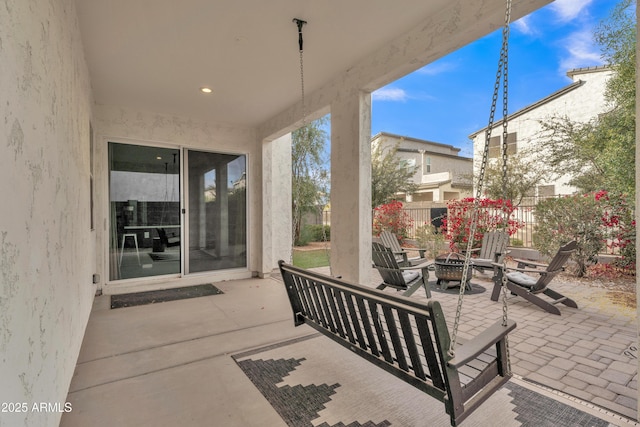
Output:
[
  {"left": 449, "top": 0, "right": 512, "bottom": 359},
  {"left": 299, "top": 50, "right": 307, "bottom": 127},
  {"left": 293, "top": 18, "right": 331, "bottom": 273},
  {"left": 291, "top": 19, "right": 307, "bottom": 263},
  {"left": 499, "top": 0, "right": 513, "bottom": 374}
]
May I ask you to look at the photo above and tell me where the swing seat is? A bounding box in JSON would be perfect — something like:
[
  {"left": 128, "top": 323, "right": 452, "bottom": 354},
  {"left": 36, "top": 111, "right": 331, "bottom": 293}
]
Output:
[{"left": 279, "top": 261, "right": 516, "bottom": 426}]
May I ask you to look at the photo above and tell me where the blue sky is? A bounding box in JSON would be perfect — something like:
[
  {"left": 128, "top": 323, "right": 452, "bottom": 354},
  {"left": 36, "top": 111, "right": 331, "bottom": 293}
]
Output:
[{"left": 371, "top": 0, "right": 618, "bottom": 157}]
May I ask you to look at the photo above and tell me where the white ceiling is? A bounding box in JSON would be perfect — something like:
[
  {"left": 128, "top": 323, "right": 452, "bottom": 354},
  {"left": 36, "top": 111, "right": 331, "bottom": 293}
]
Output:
[{"left": 75, "top": 0, "right": 537, "bottom": 129}]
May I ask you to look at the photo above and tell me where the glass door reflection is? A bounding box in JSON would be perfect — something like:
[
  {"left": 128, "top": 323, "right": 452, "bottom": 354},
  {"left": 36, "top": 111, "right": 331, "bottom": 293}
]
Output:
[
  {"left": 186, "top": 150, "right": 246, "bottom": 273},
  {"left": 109, "top": 143, "right": 181, "bottom": 280}
]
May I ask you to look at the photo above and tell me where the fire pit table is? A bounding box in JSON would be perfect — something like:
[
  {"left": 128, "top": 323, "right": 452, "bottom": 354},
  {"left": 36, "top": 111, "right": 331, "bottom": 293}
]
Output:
[{"left": 434, "top": 253, "right": 473, "bottom": 291}]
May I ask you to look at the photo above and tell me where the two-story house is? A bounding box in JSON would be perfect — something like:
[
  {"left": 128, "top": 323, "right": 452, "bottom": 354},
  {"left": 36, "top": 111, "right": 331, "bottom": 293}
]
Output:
[{"left": 372, "top": 132, "right": 473, "bottom": 205}]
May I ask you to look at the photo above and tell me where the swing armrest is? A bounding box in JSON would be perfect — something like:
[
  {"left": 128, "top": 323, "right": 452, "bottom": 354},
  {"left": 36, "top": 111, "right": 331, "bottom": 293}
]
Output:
[{"left": 448, "top": 319, "right": 516, "bottom": 368}]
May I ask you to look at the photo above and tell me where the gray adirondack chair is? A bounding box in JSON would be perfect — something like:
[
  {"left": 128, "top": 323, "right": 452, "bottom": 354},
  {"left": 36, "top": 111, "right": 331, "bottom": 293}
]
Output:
[
  {"left": 467, "top": 230, "right": 509, "bottom": 273},
  {"left": 379, "top": 230, "right": 427, "bottom": 267},
  {"left": 490, "top": 240, "right": 578, "bottom": 315},
  {"left": 372, "top": 242, "right": 431, "bottom": 298}
]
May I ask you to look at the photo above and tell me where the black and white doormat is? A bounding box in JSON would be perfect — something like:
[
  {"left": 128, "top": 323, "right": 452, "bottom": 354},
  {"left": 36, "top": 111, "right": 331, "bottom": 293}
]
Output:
[{"left": 110, "top": 284, "right": 223, "bottom": 309}]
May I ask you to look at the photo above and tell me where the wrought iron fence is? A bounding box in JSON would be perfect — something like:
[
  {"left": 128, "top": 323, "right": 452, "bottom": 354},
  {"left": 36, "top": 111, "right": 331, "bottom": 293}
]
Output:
[
  {"left": 394, "top": 198, "right": 547, "bottom": 248},
  {"left": 318, "top": 196, "right": 625, "bottom": 253}
]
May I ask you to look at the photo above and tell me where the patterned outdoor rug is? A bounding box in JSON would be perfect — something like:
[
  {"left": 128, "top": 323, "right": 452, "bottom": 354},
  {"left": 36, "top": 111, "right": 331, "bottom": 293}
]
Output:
[
  {"left": 110, "top": 284, "right": 223, "bottom": 309},
  {"left": 233, "top": 334, "right": 627, "bottom": 427}
]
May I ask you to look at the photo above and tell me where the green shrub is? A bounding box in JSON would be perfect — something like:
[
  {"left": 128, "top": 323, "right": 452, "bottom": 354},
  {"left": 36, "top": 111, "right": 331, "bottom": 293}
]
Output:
[
  {"left": 510, "top": 238, "right": 524, "bottom": 247},
  {"left": 415, "top": 223, "right": 446, "bottom": 258},
  {"left": 534, "top": 191, "right": 636, "bottom": 277},
  {"left": 534, "top": 194, "right": 605, "bottom": 277},
  {"left": 308, "top": 224, "right": 330, "bottom": 241},
  {"left": 295, "top": 225, "right": 313, "bottom": 246}
]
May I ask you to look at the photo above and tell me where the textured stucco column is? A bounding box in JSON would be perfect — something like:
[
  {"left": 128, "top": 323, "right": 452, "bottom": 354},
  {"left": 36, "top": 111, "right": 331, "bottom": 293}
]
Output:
[
  {"left": 261, "top": 134, "right": 293, "bottom": 277},
  {"left": 330, "top": 91, "right": 372, "bottom": 283}
]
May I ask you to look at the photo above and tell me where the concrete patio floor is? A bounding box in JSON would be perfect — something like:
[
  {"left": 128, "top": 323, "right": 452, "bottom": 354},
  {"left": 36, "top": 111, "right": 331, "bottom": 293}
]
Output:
[{"left": 61, "top": 267, "right": 639, "bottom": 426}]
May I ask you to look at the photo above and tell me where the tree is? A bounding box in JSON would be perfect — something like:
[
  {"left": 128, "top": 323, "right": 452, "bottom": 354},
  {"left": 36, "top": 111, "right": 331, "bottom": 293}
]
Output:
[
  {"left": 538, "top": 115, "right": 609, "bottom": 192},
  {"left": 538, "top": 0, "right": 636, "bottom": 197},
  {"left": 292, "top": 117, "right": 329, "bottom": 245},
  {"left": 593, "top": 0, "right": 636, "bottom": 197},
  {"left": 481, "top": 148, "right": 547, "bottom": 205},
  {"left": 371, "top": 141, "right": 418, "bottom": 208}
]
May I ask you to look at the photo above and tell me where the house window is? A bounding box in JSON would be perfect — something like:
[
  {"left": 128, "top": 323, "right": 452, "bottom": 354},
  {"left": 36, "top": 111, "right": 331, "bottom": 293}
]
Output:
[
  {"left": 423, "top": 155, "right": 431, "bottom": 174},
  {"left": 538, "top": 184, "right": 555, "bottom": 198},
  {"left": 488, "top": 132, "right": 517, "bottom": 158}
]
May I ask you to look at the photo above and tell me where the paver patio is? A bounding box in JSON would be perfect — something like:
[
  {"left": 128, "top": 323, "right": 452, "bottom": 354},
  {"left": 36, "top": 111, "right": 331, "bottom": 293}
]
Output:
[
  {"left": 61, "top": 265, "right": 638, "bottom": 426},
  {"left": 356, "top": 266, "right": 638, "bottom": 420}
]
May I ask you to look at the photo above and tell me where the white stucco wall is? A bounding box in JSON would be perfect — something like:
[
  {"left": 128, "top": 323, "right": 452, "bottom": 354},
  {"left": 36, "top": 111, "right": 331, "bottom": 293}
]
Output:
[
  {"left": 92, "top": 105, "right": 262, "bottom": 289},
  {"left": 0, "top": 0, "right": 95, "bottom": 426},
  {"left": 472, "top": 68, "right": 613, "bottom": 196}
]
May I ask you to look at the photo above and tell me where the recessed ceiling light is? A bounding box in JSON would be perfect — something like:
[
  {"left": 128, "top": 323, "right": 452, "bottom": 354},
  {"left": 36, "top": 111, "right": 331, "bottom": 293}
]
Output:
[
  {"left": 200, "top": 87, "right": 213, "bottom": 94},
  {"left": 156, "top": 156, "right": 162, "bottom": 160}
]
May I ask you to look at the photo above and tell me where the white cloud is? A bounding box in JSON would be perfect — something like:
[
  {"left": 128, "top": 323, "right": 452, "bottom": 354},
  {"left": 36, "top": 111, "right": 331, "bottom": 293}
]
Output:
[
  {"left": 372, "top": 87, "right": 408, "bottom": 102},
  {"left": 558, "top": 29, "right": 603, "bottom": 71},
  {"left": 550, "top": 0, "right": 594, "bottom": 22},
  {"left": 416, "top": 60, "right": 457, "bottom": 76},
  {"left": 513, "top": 15, "right": 536, "bottom": 36}
]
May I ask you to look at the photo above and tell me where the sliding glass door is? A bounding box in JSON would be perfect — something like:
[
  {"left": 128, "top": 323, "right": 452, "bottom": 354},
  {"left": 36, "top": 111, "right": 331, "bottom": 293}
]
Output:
[
  {"left": 109, "top": 143, "right": 181, "bottom": 280},
  {"left": 185, "top": 150, "right": 247, "bottom": 273},
  {"left": 108, "top": 142, "right": 247, "bottom": 281}
]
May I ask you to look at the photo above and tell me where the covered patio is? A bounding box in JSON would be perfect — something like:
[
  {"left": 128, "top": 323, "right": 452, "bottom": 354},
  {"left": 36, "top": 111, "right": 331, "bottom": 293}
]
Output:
[
  {"left": 1, "top": 0, "right": 639, "bottom": 426},
  {"left": 59, "top": 269, "right": 637, "bottom": 426}
]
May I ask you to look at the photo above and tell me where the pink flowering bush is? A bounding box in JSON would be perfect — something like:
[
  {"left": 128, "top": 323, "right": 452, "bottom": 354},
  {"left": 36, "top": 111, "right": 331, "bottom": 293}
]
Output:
[
  {"left": 372, "top": 200, "right": 414, "bottom": 244},
  {"left": 595, "top": 191, "right": 635, "bottom": 271},
  {"left": 441, "top": 198, "right": 524, "bottom": 253}
]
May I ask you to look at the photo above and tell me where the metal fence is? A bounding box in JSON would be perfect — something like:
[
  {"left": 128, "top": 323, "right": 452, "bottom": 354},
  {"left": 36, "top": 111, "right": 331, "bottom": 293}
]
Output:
[
  {"left": 396, "top": 199, "right": 546, "bottom": 248},
  {"left": 314, "top": 196, "right": 625, "bottom": 253}
]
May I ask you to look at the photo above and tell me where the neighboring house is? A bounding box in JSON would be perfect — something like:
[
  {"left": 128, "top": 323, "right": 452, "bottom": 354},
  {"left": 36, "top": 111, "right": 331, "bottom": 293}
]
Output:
[
  {"left": 469, "top": 66, "right": 614, "bottom": 197},
  {"left": 372, "top": 132, "right": 473, "bottom": 205}
]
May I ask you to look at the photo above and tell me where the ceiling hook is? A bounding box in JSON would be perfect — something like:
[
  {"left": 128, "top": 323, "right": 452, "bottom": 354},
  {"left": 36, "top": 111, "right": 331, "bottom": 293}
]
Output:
[{"left": 293, "top": 18, "right": 307, "bottom": 51}]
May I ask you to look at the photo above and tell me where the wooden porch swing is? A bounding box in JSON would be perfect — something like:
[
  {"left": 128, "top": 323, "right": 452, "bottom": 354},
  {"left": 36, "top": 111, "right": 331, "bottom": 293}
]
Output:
[{"left": 280, "top": 2, "right": 517, "bottom": 424}]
